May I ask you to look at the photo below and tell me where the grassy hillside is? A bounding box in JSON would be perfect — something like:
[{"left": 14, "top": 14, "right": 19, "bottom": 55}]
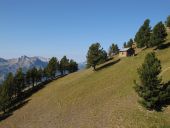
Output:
[{"left": 0, "top": 34, "right": 170, "bottom": 128}]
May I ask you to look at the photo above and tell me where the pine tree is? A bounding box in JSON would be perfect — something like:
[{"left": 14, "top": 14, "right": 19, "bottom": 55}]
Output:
[
  {"left": 0, "top": 85, "right": 10, "bottom": 113},
  {"left": 43, "top": 67, "right": 49, "bottom": 80},
  {"left": 68, "top": 59, "right": 78, "bottom": 73},
  {"left": 98, "top": 49, "right": 107, "bottom": 64},
  {"left": 14, "top": 68, "right": 25, "bottom": 97},
  {"left": 165, "top": 15, "right": 170, "bottom": 27},
  {"left": 126, "top": 38, "right": 134, "bottom": 47},
  {"left": 0, "top": 73, "right": 14, "bottom": 113},
  {"left": 48, "top": 57, "right": 59, "bottom": 78},
  {"left": 30, "top": 67, "right": 38, "bottom": 87},
  {"left": 37, "top": 68, "right": 43, "bottom": 82},
  {"left": 149, "top": 22, "right": 167, "bottom": 48},
  {"left": 108, "top": 43, "right": 119, "bottom": 57},
  {"left": 134, "top": 52, "right": 166, "bottom": 110},
  {"left": 26, "top": 69, "right": 32, "bottom": 86},
  {"left": 3, "top": 73, "right": 14, "bottom": 99},
  {"left": 86, "top": 43, "right": 107, "bottom": 70},
  {"left": 134, "top": 19, "right": 151, "bottom": 48},
  {"left": 59, "top": 56, "right": 69, "bottom": 75}
]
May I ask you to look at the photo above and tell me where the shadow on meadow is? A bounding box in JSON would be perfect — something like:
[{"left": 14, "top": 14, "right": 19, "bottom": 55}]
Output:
[
  {"left": 96, "top": 59, "right": 121, "bottom": 71},
  {"left": 0, "top": 99, "right": 30, "bottom": 121},
  {"left": 151, "top": 80, "right": 170, "bottom": 112},
  {"left": 155, "top": 42, "right": 170, "bottom": 50}
]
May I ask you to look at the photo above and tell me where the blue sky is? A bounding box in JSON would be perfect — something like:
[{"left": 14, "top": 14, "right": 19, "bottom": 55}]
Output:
[{"left": 0, "top": 0, "right": 170, "bottom": 62}]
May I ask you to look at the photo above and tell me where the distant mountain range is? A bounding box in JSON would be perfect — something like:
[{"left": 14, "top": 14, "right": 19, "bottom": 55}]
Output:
[
  {"left": 0, "top": 56, "right": 86, "bottom": 83},
  {"left": 0, "top": 56, "right": 49, "bottom": 83}
]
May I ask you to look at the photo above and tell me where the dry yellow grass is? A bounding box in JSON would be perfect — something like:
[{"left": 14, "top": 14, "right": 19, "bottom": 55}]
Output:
[{"left": 0, "top": 33, "right": 170, "bottom": 128}]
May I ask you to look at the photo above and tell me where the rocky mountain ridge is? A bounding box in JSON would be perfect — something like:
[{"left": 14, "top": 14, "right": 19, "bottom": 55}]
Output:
[{"left": 0, "top": 56, "right": 49, "bottom": 83}]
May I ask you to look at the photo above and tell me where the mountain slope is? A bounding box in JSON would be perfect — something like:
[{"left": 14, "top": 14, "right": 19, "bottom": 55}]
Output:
[
  {"left": 0, "top": 46, "right": 170, "bottom": 128},
  {"left": 1, "top": 33, "right": 170, "bottom": 127}
]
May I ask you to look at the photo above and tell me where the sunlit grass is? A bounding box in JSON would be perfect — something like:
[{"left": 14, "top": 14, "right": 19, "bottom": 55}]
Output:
[{"left": 0, "top": 33, "right": 170, "bottom": 128}]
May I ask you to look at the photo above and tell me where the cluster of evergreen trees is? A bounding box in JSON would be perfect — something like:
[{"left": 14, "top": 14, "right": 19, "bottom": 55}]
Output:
[
  {"left": 134, "top": 16, "right": 170, "bottom": 48},
  {"left": 86, "top": 42, "right": 120, "bottom": 70},
  {"left": 108, "top": 43, "right": 119, "bottom": 57},
  {"left": 123, "top": 38, "right": 134, "bottom": 48},
  {"left": 0, "top": 56, "right": 78, "bottom": 113},
  {"left": 86, "top": 39, "right": 135, "bottom": 70},
  {"left": 165, "top": 15, "right": 170, "bottom": 28}
]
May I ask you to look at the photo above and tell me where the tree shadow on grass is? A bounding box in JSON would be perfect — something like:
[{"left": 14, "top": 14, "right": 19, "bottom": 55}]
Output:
[
  {"left": 155, "top": 42, "right": 170, "bottom": 50},
  {"left": 9, "top": 99, "right": 30, "bottom": 113},
  {"left": 22, "top": 79, "right": 55, "bottom": 100},
  {"left": 0, "top": 113, "right": 12, "bottom": 122},
  {"left": 96, "top": 59, "right": 121, "bottom": 71},
  {"left": 154, "top": 80, "right": 170, "bottom": 112},
  {"left": 0, "top": 99, "right": 30, "bottom": 122}
]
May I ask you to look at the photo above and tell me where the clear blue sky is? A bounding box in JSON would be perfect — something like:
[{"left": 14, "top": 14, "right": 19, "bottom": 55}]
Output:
[{"left": 0, "top": 0, "right": 170, "bottom": 62}]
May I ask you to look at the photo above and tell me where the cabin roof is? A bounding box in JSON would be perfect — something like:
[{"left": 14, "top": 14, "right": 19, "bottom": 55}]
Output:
[{"left": 119, "top": 47, "right": 131, "bottom": 52}]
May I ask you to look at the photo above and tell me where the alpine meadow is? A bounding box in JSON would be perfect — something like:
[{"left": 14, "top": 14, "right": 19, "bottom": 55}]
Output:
[
  {"left": 0, "top": 1, "right": 170, "bottom": 128},
  {"left": 0, "top": 29, "right": 170, "bottom": 128}
]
